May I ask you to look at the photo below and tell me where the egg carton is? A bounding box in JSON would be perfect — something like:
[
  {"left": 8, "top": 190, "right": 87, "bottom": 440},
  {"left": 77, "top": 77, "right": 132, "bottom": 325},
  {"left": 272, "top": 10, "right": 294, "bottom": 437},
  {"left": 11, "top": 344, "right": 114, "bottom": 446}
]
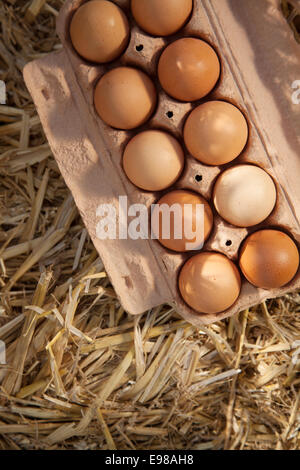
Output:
[{"left": 23, "top": 0, "right": 300, "bottom": 326}]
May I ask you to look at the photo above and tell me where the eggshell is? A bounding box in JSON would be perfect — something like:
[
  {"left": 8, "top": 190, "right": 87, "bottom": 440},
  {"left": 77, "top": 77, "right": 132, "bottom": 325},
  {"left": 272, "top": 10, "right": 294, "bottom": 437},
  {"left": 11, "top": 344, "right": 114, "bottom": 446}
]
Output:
[
  {"left": 70, "top": 0, "right": 130, "bottom": 63},
  {"left": 239, "top": 230, "right": 299, "bottom": 289},
  {"left": 94, "top": 67, "right": 157, "bottom": 129},
  {"left": 179, "top": 252, "right": 241, "bottom": 314},
  {"left": 152, "top": 189, "right": 213, "bottom": 252},
  {"left": 131, "top": 0, "right": 193, "bottom": 37},
  {"left": 158, "top": 38, "right": 220, "bottom": 101},
  {"left": 123, "top": 130, "right": 184, "bottom": 191},
  {"left": 184, "top": 101, "right": 248, "bottom": 165},
  {"left": 213, "top": 165, "right": 277, "bottom": 227}
]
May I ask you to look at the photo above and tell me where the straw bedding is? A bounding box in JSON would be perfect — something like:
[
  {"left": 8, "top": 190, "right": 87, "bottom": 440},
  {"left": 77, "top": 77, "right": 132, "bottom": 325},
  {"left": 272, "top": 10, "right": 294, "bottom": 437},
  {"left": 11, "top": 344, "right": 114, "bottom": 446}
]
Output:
[{"left": 0, "top": 0, "right": 299, "bottom": 451}]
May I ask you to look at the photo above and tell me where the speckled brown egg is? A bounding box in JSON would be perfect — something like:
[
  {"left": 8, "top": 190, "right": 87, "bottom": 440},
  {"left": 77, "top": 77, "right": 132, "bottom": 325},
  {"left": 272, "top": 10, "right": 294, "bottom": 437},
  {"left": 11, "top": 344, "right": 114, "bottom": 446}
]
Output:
[
  {"left": 70, "top": 0, "right": 130, "bottom": 63},
  {"left": 239, "top": 230, "right": 299, "bottom": 289},
  {"left": 151, "top": 189, "right": 213, "bottom": 252},
  {"left": 123, "top": 130, "right": 185, "bottom": 191},
  {"left": 184, "top": 101, "right": 248, "bottom": 165},
  {"left": 94, "top": 67, "right": 157, "bottom": 129},
  {"left": 179, "top": 252, "right": 241, "bottom": 314},
  {"left": 131, "top": 0, "right": 193, "bottom": 36},
  {"left": 158, "top": 38, "right": 220, "bottom": 101}
]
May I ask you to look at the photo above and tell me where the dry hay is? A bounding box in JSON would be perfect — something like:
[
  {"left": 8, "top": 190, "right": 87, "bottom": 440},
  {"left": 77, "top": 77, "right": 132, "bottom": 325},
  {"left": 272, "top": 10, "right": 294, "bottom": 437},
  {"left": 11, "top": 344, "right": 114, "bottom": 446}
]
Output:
[
  {"left": 281, "top": 0, "right": 300, "bottom": 43},
  {"left": 0, "top": 0, "right": 300, "bottom": 451}
]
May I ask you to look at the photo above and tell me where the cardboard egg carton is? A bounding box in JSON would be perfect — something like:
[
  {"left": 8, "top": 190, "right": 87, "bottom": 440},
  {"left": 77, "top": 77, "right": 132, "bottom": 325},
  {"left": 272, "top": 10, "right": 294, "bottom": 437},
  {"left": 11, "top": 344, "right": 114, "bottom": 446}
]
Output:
[{"left": 23, "top": 0, "right": 300, "bottom": 326}]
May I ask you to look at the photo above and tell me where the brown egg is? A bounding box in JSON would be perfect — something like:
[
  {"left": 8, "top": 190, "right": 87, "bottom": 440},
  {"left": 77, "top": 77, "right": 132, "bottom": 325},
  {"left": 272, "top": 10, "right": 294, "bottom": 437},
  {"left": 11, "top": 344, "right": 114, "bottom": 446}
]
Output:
[
  {"left": 213, "top": 165, "right": 277, "bottom": 227},
  {"left": 131, "top": 0, "right": 193, "bottom": 36},
  {"left": 179, "top": 252, "right": 241, "bottom": 314},
  {"left": 151, "top": 190, "right": 213, "bottom": 252},
  {"left": 158, "top": 38, "right": 220, "bottom": 102},
  {"left": 239, "top": 230, "right": 299, "bottom": 289},
  {"left": 123, "top": 130, "right": 184, "bottom": 191},
  {"left": 94, "top": 67, "right": 157, "bottom": 129},
  {"left": 184, "top": 101, "right": 248, "bottom": 165},
  {"left": 70, "top": 0, "right": 130, "bottom": 63}
]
